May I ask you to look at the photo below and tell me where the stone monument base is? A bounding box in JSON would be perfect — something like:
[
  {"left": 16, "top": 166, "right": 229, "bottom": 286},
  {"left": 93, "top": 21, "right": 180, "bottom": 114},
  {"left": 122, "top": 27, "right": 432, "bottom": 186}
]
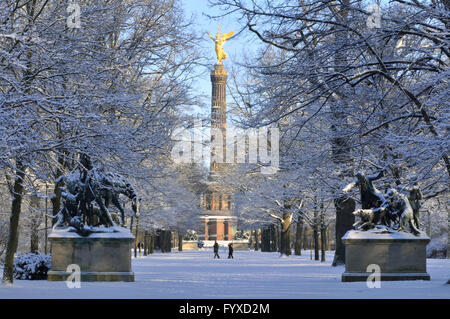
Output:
[
  {"left": 48, "top": 227, "right": 135, "bottom": 282},
  {"left": 341, "top": 229, "right": 430, "bottom": 282}
]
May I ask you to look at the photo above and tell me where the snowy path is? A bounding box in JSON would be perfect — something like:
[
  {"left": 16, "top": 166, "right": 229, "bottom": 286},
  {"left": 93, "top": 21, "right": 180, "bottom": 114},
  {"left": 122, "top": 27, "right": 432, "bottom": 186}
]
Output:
[{"left": 0, "top": 250, "right": 448, "bottom": 298}]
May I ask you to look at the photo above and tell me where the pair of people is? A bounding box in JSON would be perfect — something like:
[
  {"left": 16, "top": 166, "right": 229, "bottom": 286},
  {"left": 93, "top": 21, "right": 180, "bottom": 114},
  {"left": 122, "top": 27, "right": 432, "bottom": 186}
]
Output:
[{"left": 213, "top": 240, "right": 233, "bottom": 259}]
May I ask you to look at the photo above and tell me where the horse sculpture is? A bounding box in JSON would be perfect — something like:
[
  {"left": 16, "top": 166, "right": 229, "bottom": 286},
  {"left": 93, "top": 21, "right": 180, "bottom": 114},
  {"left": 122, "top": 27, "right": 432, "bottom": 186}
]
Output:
[
  {"left": 343, "top": 170, "right": 422, "bottom": 235},
  {"left": 91, "top": 169, "right": 140, "bottom": 226},
  {"left": 51, "top": 156, "right": 139, "bottom": 235}
]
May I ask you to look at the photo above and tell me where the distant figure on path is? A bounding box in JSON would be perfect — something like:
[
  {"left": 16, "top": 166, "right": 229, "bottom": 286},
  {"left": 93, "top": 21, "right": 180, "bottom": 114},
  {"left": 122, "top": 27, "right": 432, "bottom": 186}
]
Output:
[
  {"left": 228, "top": 243, "right": 234, "bottom": 259},
  {"left": 213, "top": 240, "right": 220, "bottom": 259}
]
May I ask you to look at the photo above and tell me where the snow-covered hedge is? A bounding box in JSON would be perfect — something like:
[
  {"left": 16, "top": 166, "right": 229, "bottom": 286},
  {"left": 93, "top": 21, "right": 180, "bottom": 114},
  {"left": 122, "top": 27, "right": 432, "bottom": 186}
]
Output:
[
  {"left": 0, "top": 220, "right": 8, "bottom": 261},
  {"left": 233, "top": 230, "right": 249, "bottom": 240},
  {"left": 13, "top": 253, "right": 51, "bottom": 280},
  {"left": 427, "top": 234, "right": 448, "bottom": 259}
]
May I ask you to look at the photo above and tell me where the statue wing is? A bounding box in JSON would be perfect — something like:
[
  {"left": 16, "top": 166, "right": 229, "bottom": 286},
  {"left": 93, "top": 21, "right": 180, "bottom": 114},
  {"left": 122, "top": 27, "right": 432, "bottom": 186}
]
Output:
[{"left": 220, "top": 31, "right": 234, "bottom": 41}]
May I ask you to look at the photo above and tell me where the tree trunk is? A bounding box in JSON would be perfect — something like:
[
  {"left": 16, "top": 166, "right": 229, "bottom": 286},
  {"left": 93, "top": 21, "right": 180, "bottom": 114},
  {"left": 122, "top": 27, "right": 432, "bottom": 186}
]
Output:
[
  {"left": 280, "top": 213, "right": 292, "bottom": 256},
  {"left": 166, "top": 231, "right": 169, "bottom": 252},
  {"left": 313, "top": 209, "right": 319, "bottom": 260},
  {"left": 320, "top": 226, "right": 326, "bottom": 262},
  {"left": 29, "top": 195, "right": 40, "bottom": 253},
  {"left": 143, "top": 231, "right": 148, "bottom": 256},
  {"left": 162, "top": 231, "right": 167, "bottom": 253},
  {"left": 249, "top": 230, "right": 253, "bottom": 249},
  {"left": 134, "top": 218, "right": 139, "bottom": 258},
  {"left": 145, "top": 232, "right": 149, "bottom": 256},
  {"left": 161, "top": 230, "right": 171, "bottom": 253},
  {"left": 2, "top": 163, "right": 26, "bottom": 284},
  {"left": 138, "top": 235, "right": 142, "bottom": 256},
  {"left": 51, "top": 154, "right": 65, "bottom": 225},
  {"left": 152, "top": 234, "right": 155, "bottom": 253},
  {"left": 313, "top": 225, "right": 319, "bottom": 261},
  {"left": 30, "top": 227, "right": 39, "bottom": 253},
  {"left": 160, "top": 231, "right": 164, "bottom": 252},
  {"left": 332, "top": 195, "right": 356, "bottom": 266},
  {"left": 51, "top": 183, "right": 61, "bottom": 226},
  {"left": 178, "top": 233, "right": 183, "bottom": 252},
  {"left": 167, "top": 231, "right": 172, "bottom": 252},
  {"left": 320, "top": 211, "right": 326, "bottom": 262},
  {"left": 427, "top": 211, "right": 432, "bottom": 238},
  {"left": 294, "top": 216, "right": 304, "bottom": 255},
  {"left": 265, "top": 227, "right": 271, "bottom": 252},
  {"left": 260, "top": 228, "right": 265, "bottom": 252},
  {"left": 270, "top": 224, "right": 275, "bottom": 252},
  {"left": 44, "top": 184, "right": 48, "bottom": 254},
  {"left": 277, "top": 224, "right": 281, "bottom": 252},
  {"left": 254, "top": 229, "right": 259, "bottom": 251},
  {"left": 149, "top": 234, "right": 154, "bottom": 254},
  {"left": 327, "top": 227, "right": 333, "bottom": 251},
  {"left": 147, "top": 232, "right": 153, "bottom": 255},
  {"left": 303, "top": 226, "right": 308, "bottom": 250}
]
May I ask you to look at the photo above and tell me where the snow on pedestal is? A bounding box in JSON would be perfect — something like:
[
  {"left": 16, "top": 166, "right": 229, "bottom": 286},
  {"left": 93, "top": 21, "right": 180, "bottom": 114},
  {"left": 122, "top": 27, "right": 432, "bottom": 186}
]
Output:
[{"left": 47, "top": 226, "right": 135, "bottom": 282}]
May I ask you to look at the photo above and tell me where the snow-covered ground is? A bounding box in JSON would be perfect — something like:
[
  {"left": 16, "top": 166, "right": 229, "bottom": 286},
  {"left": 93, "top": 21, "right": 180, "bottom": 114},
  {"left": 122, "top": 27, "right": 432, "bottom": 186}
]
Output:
[{"left": 0, "top": 250, "right": 448, "bottom": 299}]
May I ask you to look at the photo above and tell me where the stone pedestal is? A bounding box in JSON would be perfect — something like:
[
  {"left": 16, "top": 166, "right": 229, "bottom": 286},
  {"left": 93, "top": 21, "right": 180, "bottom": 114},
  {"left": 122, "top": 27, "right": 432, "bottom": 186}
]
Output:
[
  {"left": 341, "top": 229, "right": 430, "bottom": 282},
  {"left": 48, "top": 227, "right": 135, "bottom": 282}
]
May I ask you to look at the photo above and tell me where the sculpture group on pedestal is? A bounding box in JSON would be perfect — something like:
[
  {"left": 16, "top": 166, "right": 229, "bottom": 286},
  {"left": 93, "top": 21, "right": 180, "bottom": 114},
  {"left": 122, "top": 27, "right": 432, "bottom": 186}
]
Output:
[
  {"left": 343, "top": 170, "right": 422, "bottom": 235},
  {"left": 51, "top": 154, "right": 140, "bottom": 236}
]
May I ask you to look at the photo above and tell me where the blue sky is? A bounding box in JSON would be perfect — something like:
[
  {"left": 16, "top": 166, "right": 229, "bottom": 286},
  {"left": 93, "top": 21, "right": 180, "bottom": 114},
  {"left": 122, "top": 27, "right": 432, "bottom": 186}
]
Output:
[
  {"left": 181, "top": 1, "right": 260, "bottom": 167},
  {"left": 181, "top": 0, "right": 257, "bottom": 118}
]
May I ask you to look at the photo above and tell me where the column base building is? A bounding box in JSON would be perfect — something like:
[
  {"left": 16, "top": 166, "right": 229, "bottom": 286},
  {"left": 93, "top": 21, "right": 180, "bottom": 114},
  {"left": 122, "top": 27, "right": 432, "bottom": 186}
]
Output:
[
  {"left": 199, "top": 181, "right": 237, "bottom": 241},
  {"left": 198, "top": 62, "right": 237, "bottom": 242}
]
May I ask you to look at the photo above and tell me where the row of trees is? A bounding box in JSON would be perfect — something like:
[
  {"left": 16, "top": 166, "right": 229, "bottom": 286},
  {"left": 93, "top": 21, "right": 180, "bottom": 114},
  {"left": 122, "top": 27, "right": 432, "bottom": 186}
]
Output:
[
  {"left": 258, "top": 221, "right": 333, "bottom": 262},
  {"left": 0, "top": 0, "right": 205, "bottom": 284}
]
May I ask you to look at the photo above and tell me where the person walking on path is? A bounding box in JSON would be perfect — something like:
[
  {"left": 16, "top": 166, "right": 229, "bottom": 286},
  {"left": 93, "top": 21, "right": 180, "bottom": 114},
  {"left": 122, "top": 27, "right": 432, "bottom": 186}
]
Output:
[
  {"left": 228, "top": 242, "right": 234, "bottom": 259},
  {"left": 213, "top": 240, "right": 220, "bottom": 259}
]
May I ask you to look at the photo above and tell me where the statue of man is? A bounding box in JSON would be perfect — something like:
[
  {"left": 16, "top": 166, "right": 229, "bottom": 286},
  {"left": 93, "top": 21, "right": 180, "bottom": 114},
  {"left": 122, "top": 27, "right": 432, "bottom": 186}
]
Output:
[
  {"left": 343, "top": 170, "right": 385, "bottom": 209},
  {"left": 408, "top": 179, "right": 423, "bottom": 230},
  {"left": 385, "top": 188, "right": 420, "bottom": 235}
]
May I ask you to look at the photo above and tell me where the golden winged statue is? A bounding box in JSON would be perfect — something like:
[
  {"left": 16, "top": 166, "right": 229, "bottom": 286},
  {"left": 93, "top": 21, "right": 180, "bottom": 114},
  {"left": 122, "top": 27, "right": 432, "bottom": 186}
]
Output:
[{"left": 208, "top": 25, "right": 234, "bottom": 63}]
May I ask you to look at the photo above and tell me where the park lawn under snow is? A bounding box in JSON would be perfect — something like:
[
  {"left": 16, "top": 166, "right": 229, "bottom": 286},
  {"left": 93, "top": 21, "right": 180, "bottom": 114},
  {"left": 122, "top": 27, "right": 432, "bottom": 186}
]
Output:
[{"left": 0, "top": 249, "right": 448, "bottom": 299}]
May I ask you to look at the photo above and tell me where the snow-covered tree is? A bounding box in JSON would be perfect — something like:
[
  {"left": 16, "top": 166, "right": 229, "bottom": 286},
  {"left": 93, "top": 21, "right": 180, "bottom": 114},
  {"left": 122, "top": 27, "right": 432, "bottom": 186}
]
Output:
[
  {"left": 211, "top": 0, "right": 449, "bottom": 260},
  {"left": 0, "top": 0, "right": 199, "bottom": 284}
]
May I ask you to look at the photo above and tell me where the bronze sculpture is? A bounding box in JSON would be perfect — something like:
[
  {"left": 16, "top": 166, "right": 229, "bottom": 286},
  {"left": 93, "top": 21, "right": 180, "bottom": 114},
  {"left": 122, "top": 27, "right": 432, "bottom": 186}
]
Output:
[
  {"left": 344, "top": 170, "right": 421, "bottom": 235},
  {"left": 385, "top": 188, "right": 420, "bottom": 235},
  {"left": 51, "top": 155, "right": 140, "bottom": 235},
  {"left": 343, "top": 170, "right": 385, "bottom": 209}
]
